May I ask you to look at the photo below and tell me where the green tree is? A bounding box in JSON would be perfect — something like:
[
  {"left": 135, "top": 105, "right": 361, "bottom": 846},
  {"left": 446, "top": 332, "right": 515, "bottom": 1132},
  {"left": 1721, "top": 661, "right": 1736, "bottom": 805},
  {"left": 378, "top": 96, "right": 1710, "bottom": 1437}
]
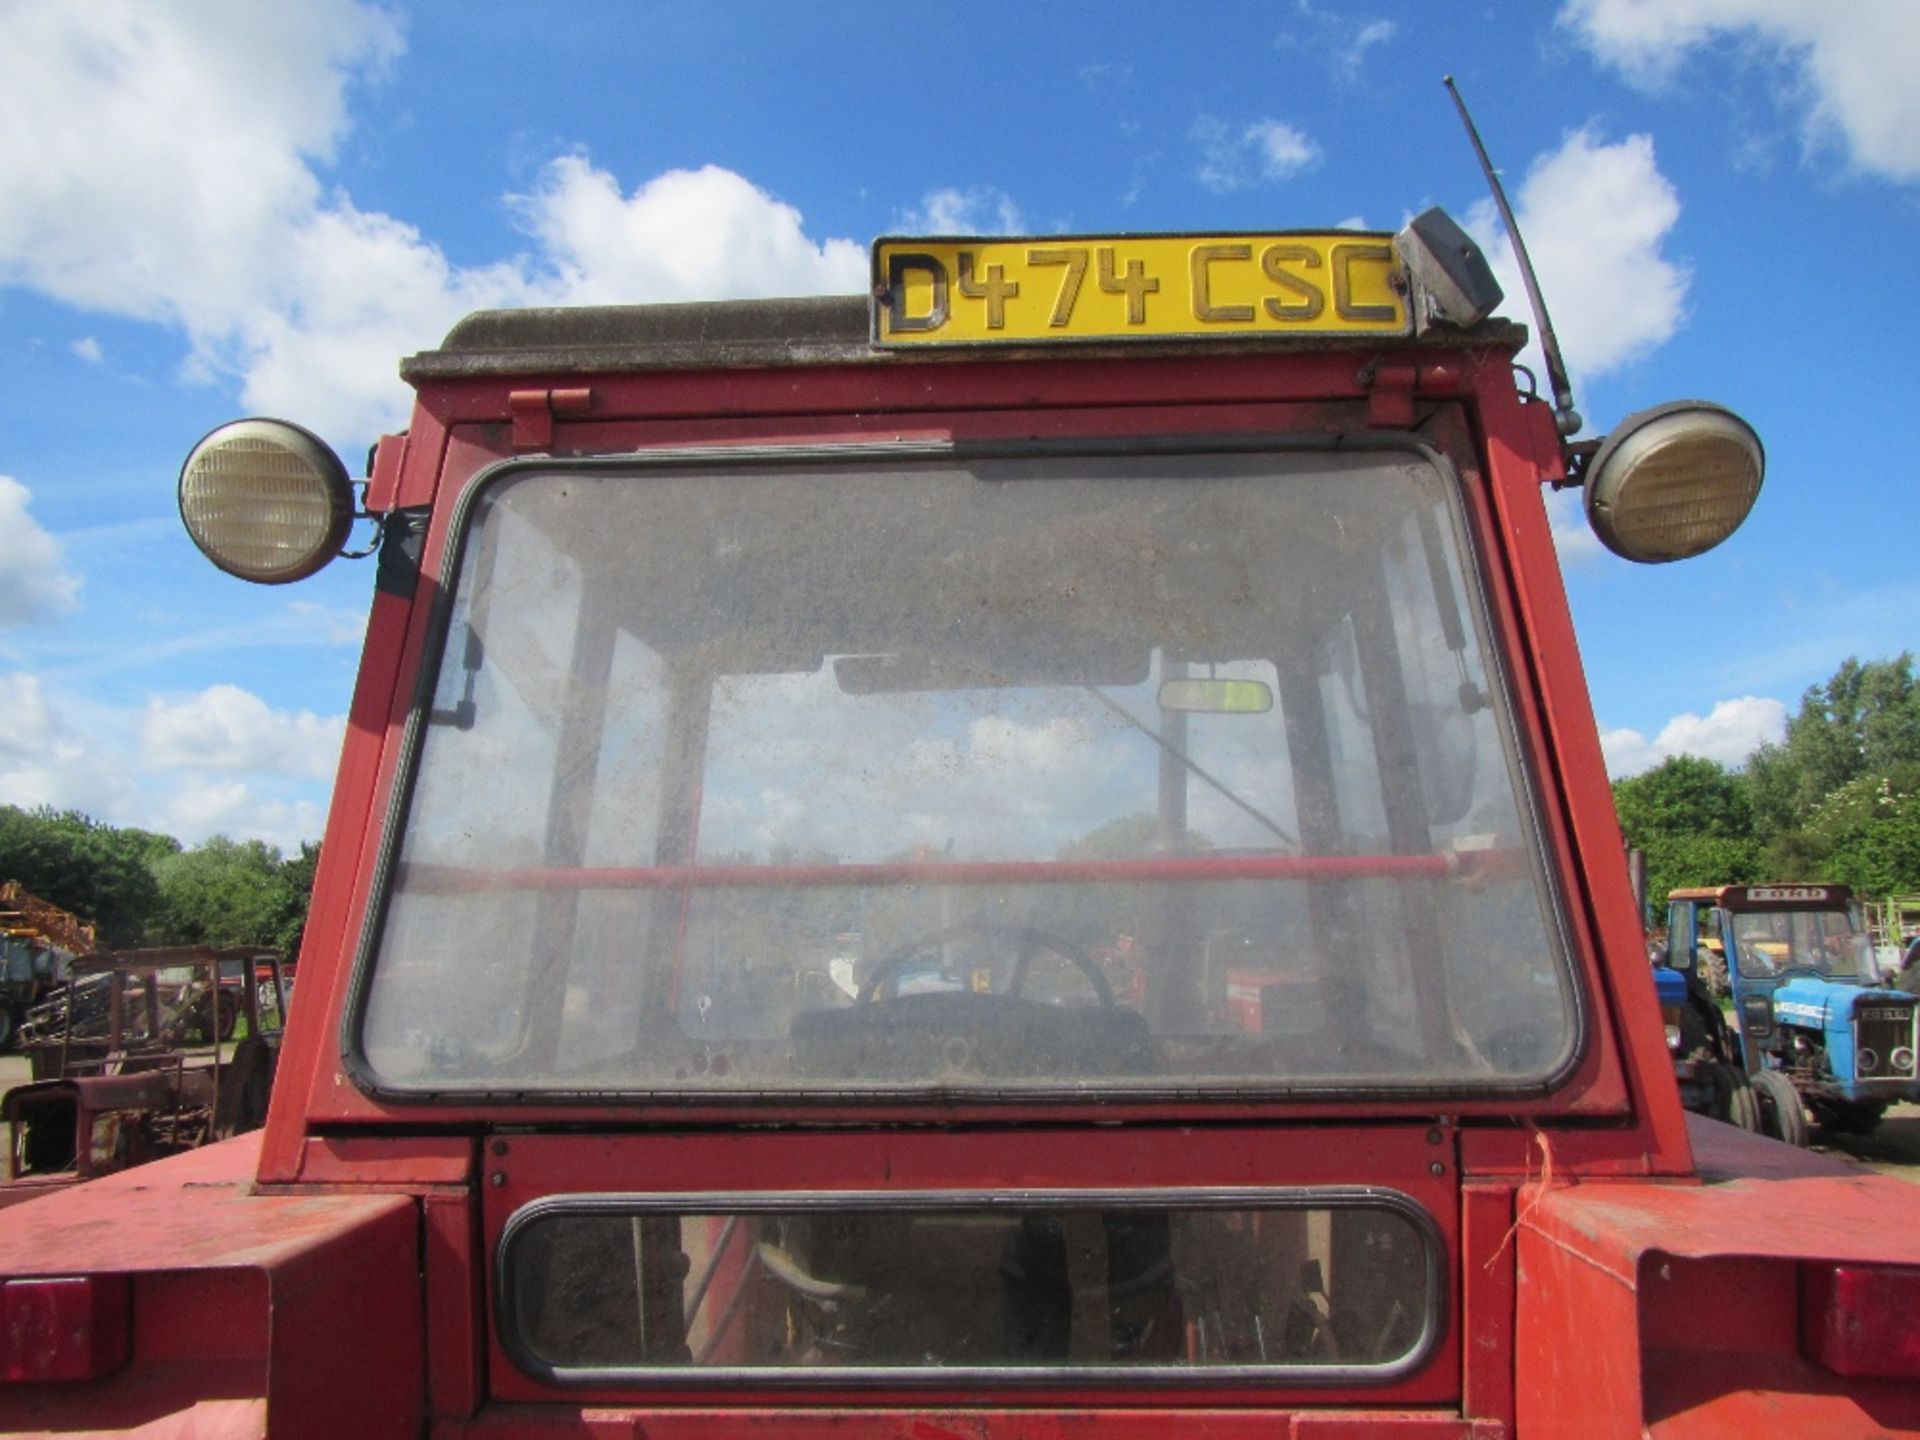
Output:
[
  {"left": 1612, "top": 757, "right": 1761, "bottom": 911},
  {"left": 273, "top": 842, "right": 320, "bottom": 958},
  {"left": 151, "top": 836, "right": 292, "bottom": 949},
  {"left": 1613, "top": 755, "right": 1754, "bottom": 842},
  {"left": 1747, "top": 655, "right": 1920, "bottom": 834},
  {"left": 1801, "top": 764, "right": 1920, "bottom": 899},
  {"left": 0, "top": 806, "right": 178, "bottom": 946}
]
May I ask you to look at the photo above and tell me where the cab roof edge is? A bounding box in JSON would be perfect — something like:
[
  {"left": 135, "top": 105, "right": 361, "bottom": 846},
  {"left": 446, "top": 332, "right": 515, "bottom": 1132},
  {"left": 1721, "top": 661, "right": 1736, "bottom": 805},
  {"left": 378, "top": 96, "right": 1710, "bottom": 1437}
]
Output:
[{"left": 403, "top": 292, "right": 1528, "bottom": 382}]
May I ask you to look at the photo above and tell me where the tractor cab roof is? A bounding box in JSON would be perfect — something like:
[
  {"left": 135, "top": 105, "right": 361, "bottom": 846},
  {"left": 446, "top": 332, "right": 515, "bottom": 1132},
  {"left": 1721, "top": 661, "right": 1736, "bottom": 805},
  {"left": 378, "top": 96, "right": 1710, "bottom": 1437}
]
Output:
[{"left": 401, "top": 293, "right": 1530, "bottom": 383}]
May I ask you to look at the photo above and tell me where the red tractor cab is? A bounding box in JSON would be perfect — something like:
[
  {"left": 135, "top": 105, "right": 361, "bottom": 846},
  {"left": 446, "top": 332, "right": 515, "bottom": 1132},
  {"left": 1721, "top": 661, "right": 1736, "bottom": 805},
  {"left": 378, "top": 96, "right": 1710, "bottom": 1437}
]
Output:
[{"left": 1, "top": 217, "right": 1915, "bottom": 1438}]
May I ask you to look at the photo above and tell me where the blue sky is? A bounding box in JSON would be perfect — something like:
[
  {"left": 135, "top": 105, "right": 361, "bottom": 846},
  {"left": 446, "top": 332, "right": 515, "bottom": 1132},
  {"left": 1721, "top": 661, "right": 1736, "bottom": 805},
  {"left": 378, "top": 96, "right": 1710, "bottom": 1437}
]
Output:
[{"left": 1, "top": 0, "right": 1916, "bottom": 852}]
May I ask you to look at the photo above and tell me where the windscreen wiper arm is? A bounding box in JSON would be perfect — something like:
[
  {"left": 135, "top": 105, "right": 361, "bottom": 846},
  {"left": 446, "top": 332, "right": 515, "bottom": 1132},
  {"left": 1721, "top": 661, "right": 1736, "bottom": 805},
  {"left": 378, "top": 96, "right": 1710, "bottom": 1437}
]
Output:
[{"left": 1081, "top": 686, "right": 1299, "bottom": 852}]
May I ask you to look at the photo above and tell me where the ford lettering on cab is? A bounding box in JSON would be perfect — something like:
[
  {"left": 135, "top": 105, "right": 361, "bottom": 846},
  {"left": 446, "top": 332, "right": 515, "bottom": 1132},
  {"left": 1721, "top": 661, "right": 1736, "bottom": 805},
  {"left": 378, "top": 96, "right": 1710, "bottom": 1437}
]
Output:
[{"left": 2, "top": 208, "right": 1916, "bottom": 1439}]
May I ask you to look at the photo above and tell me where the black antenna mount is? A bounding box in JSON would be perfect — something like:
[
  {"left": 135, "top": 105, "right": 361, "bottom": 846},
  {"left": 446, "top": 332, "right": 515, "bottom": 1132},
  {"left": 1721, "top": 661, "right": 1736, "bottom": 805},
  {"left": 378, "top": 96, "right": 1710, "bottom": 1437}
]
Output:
[{"left": 1444, "top": 75, "right": 1582, "bottom": 438}]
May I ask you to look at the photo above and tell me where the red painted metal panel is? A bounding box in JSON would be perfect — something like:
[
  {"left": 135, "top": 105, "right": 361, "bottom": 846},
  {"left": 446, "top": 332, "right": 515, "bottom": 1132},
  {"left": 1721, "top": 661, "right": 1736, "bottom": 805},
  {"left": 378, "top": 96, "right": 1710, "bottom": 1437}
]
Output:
[
  {"left": 1641, "top": 1350, "right": 1920, "bottom": 1434},
  {"left": 0, "top": 1135, "right": 423, "bottom": 1437},
  {"left": 411, "top": 346, "right": 1437, "bottom": 429},
  {"left": 262, "top": 1193, "right": 422, "bottom": 1440},
  {"left": 393, "top": 400, "right": 455, "bottom": 509},
  {"left": 1468, "top": 371, "right": 1693, "bottom": 1173},
  {"left": 435, "top": 1407, "right": 1499, "bottom": 1438},
  {"left": 1458, "top": 1183, "right": 1515, "bottom": 1427},
  {"left": 0, "top": 1134, "right": 408, "bottom": 1284},
  {"left": 544, "top": 394, "right": 1366, "bottom": 458},
  {"left": 254, "top": 572, "right": 424, "bottom": 1184},
  {"left": 1509, "top": 1118, "right": 1920, "bottom": 1437},
  {"left": 425, "top": 1189, "right": 485, "bottom": 1423},
  {"left": 1512, "top": 1224, "right": 1642, "bottom": 1440},
  {"left": 290, "top": 374, "right": 1649, "bottom": 1142},
  {"left": 480, "top": 1126, "right": 1460, "bottom": 1411},
  {"left": 297, "top": 1133, "right": 475, "bottom": 1186},
  {"left": 363, "top": 431, "right": 408, "bottom": 513}
]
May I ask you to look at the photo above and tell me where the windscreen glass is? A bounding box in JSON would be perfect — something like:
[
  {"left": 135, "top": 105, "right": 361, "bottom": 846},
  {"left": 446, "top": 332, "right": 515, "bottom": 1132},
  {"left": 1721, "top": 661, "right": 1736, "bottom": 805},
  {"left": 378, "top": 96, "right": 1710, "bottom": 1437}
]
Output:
[
  {"left": 1730, "top": 909, "right": 1870, "bottom": 979},
  {"left": 361, "top": 449, "right": 1576, "bottom": 1095},
  {"left": 503, "top": 1195, "right": 1435, "bottom": 1380}
]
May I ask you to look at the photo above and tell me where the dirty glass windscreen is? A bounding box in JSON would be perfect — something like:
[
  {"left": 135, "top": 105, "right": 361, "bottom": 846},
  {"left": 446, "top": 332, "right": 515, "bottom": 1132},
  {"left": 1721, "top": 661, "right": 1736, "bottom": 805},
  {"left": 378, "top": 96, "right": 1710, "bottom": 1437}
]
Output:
[
  {"left": 360, "top": 448, "right": 1576, "bottom": 1095},
  {"left": 1730, "top": 909, "right": 1871, "bottom": 979},
  {"left": 502, "top": 1196, "right": 1434, "bottom": 1379}
]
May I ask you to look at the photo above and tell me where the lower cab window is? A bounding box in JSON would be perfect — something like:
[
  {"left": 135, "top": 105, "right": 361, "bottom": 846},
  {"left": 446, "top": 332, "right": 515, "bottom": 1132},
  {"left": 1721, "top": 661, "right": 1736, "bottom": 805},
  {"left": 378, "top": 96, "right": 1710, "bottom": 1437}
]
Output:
[{"left": 501, "top": 1192, "right": 1438, "bottom": 1383}]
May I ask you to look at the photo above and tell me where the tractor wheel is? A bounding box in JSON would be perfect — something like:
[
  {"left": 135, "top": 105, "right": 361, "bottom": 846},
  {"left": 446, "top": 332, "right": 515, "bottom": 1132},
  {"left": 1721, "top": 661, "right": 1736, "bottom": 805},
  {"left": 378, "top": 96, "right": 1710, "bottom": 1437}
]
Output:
[
  {"left": 0, "top": 1003, "right": 15, "bottom": 1052},
  {"left": 1752, "top": 1069, "right": 1808, "bottom": 1148},
  {"left": 1709, "top": 1063, "right": 1763, "bottom": 1132}
]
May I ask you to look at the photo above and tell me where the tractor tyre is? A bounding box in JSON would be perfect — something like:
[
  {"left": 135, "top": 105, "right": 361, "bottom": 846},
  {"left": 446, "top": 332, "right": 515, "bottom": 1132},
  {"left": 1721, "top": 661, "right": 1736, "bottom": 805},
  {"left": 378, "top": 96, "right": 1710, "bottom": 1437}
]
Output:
[
  {"left": 1752, "top": 1069, "right": 1808, "bottom": 1148},
  {"left": 0, "top": 1003, "right": 15, "bottom": 1052},
  {"left": 1709, "top": 1063, "right": 1763, "bottom": 1132}
]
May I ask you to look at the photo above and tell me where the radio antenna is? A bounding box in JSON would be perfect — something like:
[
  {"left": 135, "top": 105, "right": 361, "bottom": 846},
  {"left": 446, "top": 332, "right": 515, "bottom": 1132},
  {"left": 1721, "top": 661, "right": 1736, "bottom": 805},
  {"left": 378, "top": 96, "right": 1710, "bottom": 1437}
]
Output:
[{"left": 1444, "top": 75, "right": 1581, "bottom": 437}]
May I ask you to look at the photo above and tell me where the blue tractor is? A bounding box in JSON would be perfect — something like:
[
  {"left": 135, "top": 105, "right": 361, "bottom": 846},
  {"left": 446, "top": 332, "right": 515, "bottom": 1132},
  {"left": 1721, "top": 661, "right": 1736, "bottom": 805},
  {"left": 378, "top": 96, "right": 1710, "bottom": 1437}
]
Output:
[{"left": 1658, "top": 884, "right": 1920, "bottom": 1141}]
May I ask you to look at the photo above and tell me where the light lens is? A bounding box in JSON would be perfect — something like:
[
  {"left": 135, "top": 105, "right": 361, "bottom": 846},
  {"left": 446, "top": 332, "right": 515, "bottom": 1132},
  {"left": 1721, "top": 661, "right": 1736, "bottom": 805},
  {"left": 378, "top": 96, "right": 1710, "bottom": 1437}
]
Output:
[
  {"left": 0, "top": 1276, "right": 131, "bottom": 1383},
  {"left": 179, "top": 419, "right": 353, "bottom": 584},
  {"left": 1584, "top": 401, "right": 1763, "bottom": 563},
  {"left": 1802, "top": 1263, "right": 1920, "bottom": 1377}
]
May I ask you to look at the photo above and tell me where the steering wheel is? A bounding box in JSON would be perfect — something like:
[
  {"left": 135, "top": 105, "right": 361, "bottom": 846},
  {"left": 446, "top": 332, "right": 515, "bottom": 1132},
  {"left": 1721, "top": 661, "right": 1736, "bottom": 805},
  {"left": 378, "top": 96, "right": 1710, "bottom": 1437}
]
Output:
[{"left": 857, "top": 922, "right": 1115, "bottom": 1008}]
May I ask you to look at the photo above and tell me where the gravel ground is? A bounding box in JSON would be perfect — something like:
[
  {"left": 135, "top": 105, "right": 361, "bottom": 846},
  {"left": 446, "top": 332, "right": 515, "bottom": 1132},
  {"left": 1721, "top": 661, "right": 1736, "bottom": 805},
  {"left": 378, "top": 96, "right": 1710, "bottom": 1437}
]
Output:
[{"left": 1811, "top": 1101, "right": 1920, "bottom": 1181}]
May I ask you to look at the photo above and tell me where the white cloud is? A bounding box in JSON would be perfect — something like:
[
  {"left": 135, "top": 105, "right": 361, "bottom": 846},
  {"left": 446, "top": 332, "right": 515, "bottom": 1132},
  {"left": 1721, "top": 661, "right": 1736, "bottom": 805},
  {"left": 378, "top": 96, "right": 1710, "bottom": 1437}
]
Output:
[
  {"left": 523, "top": 158, "right": 868, "bottom": 302},
  {"left": 69, "top": 337, "right": 103, "bottom": 364},
  {"left": 1279, "top": 5, "right": 1402, "bottom": 81},
  {"left": 1560, "top": 0, "right": 1920, "bottom": 182},
  {"left": 1545, "top": 487, "right": 1605, "bottom": 563},
  {"left": 1466, "top": 127, "right": 1688, "bottom": 391},
  {"left": 1077, "top": 61, "right": 1135, "bottom": 89},
  {"left": 1601, "top": 695, "right": 1788, "bottom": 776},
  {"left": 1194, "top": 116, "right": 1322, "bottom": 193},
  {"left": 0, "top": 672, "right": 331, "bottom": 849},
  {"left": 235, "top": 158, "right": 869, "bottom": 441},
  {"left": 1339, "top": 19, "right": 1400, "bottom": 78},
  {"left": 892, "top": 186, "right": 1027, "bottom": 236},
  {"left": 0, "top": 477, "right": 83, "bottom": 626},
  {"left": 1246, "top": 122, "right": 1321, "bottom": 180},
  {"left": 0, "top": 5, "right": 868, "bottom": 449},
  {"left": 157, "top": 781, "right": 327, "bottom": 853},
  {"left": 231, "top": 199, "right": 537, "bottom": 439},
  {"left": 0, "top": 673, "right": 141, "bottom": 820},
  {"left": 0, "top": 1, "right": 401, "bottom": 326},
  {"left": 141, "top": 684, "right": 345, "bottom": 780},
  {"left": 0, "top": 673, "right": 58, "bottom": 762}
]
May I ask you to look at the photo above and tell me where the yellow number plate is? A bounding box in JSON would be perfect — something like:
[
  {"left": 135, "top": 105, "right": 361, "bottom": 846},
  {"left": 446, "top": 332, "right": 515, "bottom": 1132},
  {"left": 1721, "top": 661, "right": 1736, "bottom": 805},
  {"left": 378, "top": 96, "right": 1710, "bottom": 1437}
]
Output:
[{"left": 872, "top": 233, "right": 1408, "bottom": 346}]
